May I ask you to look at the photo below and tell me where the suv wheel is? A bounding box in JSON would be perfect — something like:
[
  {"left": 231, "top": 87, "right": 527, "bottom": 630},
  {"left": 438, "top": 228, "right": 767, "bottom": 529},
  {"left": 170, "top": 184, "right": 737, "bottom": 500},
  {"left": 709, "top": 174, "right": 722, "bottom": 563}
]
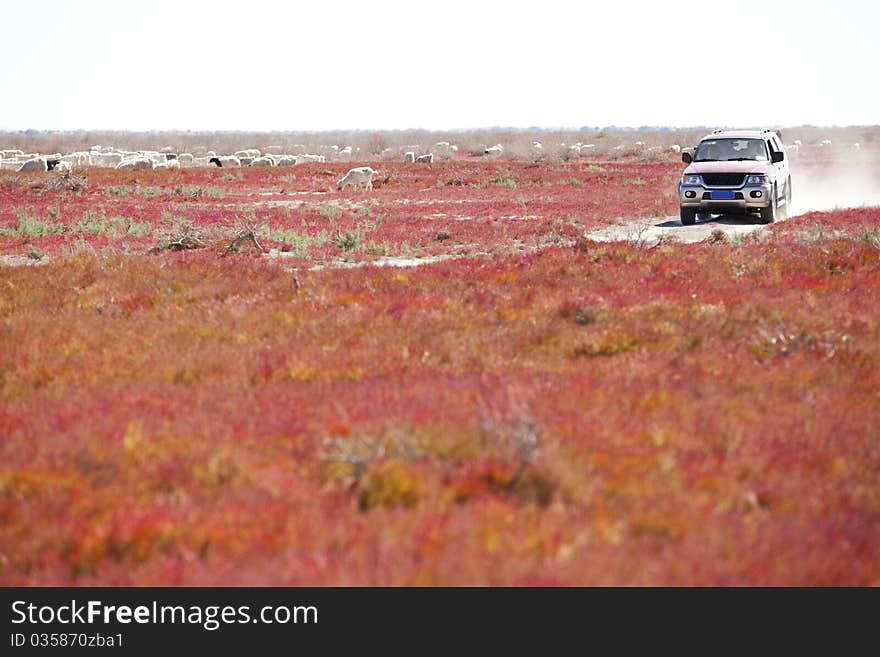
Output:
[
  {"left": 759, "top": 184, "right": 777, "bottom": 224},
  {"left": 680, "top": 207, "right": 696, "bottom": 226}
]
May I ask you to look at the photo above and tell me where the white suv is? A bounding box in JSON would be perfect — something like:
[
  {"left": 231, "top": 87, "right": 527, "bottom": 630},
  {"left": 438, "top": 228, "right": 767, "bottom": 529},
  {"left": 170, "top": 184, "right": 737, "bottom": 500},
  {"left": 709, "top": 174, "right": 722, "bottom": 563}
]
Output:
[{"left": 678, "top": 129, "right": 792, "bottom": 225}]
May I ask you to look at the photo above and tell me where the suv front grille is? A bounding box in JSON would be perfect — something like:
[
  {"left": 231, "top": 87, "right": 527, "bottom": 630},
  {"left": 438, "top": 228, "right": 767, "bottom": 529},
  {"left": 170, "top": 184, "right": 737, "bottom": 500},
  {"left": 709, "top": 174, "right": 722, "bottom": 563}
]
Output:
[{"left": 701, "top": 173, "right": 746, "bottom": 187}]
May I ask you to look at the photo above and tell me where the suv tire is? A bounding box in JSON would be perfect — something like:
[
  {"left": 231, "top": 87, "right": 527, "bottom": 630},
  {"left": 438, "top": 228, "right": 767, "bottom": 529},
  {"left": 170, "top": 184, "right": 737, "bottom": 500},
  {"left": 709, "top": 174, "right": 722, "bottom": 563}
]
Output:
[
  {"left": 680, "top": 207, "right": 696, "bottom": 226},
  {"left": 759, "top": 184, "right": 777, "bottom": 224}
]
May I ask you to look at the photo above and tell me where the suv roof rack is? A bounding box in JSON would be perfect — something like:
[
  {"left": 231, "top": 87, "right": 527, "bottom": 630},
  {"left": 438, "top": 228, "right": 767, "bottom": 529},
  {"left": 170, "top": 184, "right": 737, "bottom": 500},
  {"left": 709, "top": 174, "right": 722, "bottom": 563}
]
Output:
[{"left": 711, "top": 128, "right": 725, "bottom": 134}]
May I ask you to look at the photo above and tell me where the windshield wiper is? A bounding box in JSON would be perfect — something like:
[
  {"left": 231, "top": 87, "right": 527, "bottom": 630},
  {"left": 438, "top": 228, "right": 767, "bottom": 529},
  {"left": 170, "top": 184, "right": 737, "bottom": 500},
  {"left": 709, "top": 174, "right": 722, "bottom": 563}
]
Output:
[
  {"left": 695, "top": 158, "right": 718, "bottom": 162},
  {"left": 726, "top": 157, "right": 758, "bottom": 161}
]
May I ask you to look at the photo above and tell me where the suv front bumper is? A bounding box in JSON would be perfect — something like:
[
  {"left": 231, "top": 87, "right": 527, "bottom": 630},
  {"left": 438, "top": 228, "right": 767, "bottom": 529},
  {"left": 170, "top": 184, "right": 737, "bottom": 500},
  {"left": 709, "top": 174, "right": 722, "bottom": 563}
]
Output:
[{"left": 679, "top": 182, "right": 772, "bottom": 212}]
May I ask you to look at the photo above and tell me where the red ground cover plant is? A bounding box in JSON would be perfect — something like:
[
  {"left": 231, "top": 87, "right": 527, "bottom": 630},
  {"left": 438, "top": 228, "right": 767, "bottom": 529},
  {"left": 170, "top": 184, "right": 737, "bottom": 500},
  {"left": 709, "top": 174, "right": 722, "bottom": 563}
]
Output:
[
  {"left": 1, "top": 220, "right": 879, "bottom": 585},
  {"left": 0, "top": 159, "right": 682, "bottom": 262}
]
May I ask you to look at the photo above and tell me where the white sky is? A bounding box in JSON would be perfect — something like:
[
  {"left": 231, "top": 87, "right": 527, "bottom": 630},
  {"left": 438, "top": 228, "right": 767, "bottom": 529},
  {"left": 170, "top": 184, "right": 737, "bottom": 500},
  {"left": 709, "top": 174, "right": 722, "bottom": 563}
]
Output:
[{"left": 2, "top": 0, "right": 878, "bottom": 131}]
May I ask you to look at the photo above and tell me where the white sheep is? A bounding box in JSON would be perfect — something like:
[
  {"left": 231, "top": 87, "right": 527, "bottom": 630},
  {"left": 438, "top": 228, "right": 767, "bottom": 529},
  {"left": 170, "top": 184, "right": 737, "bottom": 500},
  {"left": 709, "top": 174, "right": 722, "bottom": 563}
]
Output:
[
  {"left": 337, "top": 146, "right": 353, "bottom": 161},
  {"left": 234, "top": 149, "right": 261, "bottom": 159},
  {"left": 177, "top": 153, "right": 194, "bottom": 167},
  {"left": 484, "top": 144, "right": 503, "bottom": 157},
  {"left": 416, "top": 153, "right": 433, "bottom": 163},
  {"left": 404, "top": 151, "right": 416, "bottom": 163},
  {"left": 116, "top": 158, "right": 154, "bottom": 170},
  {"left": 295, "top": 154, "right": 325, "bottom": 164},
  {"left": 92, "top": 152, "right": 124, "bottom": 168},
  {"left": 54, "top": 160, "right": 73, "bottom": 172},
  {"left": 249, "top": 156, "right": 275, "bottom": 167},
  {"left": 210, "top": 156, "right": 242, "bottom": 168},
  {"left": 793, "top": 139, "right": 802, "bottom": 147},
  {"left": 432, "top": 141, "right": 454, "bottom": 158},
  {"left": 337, "top": 166, "right": 377, "bottom": 191},
  {"left": 851, "top": 142, "right": 861, "bottom": 151},
  {"left": 670, "top": 144, "right": 681, "bottom": 153},
  {"left": 275, "top": 155, "right": 297, "bottom": 166}
]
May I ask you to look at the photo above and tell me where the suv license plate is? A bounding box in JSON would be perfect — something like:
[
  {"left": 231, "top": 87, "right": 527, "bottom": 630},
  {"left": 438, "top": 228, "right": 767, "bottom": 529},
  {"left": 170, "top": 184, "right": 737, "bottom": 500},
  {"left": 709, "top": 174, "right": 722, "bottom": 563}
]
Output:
[{"left": 711, "top": 191, "right": 735, "bottom": 200}]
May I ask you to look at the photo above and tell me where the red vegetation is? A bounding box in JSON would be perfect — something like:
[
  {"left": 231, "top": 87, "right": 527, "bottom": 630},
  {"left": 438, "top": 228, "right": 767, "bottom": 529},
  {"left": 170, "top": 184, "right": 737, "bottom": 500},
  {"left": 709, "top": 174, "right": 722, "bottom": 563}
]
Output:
[
  {"left": 0, "top": 160, "right": 682, "bottom": 262},
  {"left": 1, "top": 158, "right": 879, "bottom": 585}
]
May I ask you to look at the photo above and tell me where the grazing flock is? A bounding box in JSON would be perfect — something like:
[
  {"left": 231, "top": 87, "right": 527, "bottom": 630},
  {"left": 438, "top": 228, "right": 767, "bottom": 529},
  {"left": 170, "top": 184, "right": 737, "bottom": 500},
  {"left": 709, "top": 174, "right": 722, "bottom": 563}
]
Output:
[
  {"left": 0, "top": 140, "right": 464, "bottom": 175},
  {"left": 0, "top": 136, "right": 861, "bottom": 193}
]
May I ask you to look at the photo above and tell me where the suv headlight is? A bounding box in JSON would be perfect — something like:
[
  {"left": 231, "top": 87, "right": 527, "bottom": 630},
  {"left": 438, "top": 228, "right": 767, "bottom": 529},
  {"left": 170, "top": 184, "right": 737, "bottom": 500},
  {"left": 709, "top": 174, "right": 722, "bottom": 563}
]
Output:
[
  {"left": 681, "top": 174, "right": 701, "bottom": 185},
  {"left": 746, "top": 174, "right": 769, "bottom": 184}
]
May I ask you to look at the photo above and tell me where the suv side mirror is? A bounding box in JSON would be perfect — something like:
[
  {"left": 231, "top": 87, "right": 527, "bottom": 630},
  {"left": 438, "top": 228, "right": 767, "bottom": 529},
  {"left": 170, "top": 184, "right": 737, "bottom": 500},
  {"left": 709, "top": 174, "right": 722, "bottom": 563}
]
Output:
[
  {"left": 682, "top": 151, "right": 693, "bottom": 164},
  {"left": 771, "top": 151, "right": 784, "bottom": 163}
]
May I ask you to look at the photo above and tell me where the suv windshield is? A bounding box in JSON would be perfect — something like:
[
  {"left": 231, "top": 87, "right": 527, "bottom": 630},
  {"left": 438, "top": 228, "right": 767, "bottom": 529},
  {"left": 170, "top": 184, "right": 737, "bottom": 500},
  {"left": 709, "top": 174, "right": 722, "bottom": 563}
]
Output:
[{"left": 694, "top": 138, "right": 768, "bottom": 162}]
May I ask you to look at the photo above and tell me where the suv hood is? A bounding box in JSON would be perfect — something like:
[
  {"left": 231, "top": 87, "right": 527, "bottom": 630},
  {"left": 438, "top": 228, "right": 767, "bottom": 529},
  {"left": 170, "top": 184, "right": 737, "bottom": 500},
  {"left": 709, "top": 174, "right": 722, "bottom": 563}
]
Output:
[{"left": 685, "top": 160, "right": 773, "bottom": 175}]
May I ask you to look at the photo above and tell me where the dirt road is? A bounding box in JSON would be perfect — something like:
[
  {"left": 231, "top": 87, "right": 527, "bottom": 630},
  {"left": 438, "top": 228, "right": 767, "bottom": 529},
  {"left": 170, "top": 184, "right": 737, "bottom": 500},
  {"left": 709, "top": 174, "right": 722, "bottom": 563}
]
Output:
[{"left": 585, "top": 213, "right": 783, "bottom": 245}]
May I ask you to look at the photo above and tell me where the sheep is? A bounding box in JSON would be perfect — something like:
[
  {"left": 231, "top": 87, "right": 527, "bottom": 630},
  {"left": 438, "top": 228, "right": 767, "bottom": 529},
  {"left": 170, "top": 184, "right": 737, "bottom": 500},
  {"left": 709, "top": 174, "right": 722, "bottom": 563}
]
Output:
[
  {"left": 337, "top": 146, "right": 353, "bottom": 161},
  {"left": 820, "top": 139, "right": 832, "bottom": 148},
  {"left": 0, "top": 160, "right": 24, "bottom": 170},
  {"left": 295, "top": 154, "right": 325, "bottom": 164},
  {"left": 416, "top": 153, "right": 434, "bottom": 164},
  {"left": 191, "top": 156, "right": 211, "bottom": 167},
  {"left": 433, "top": 141, "right": 454, "bottom": 159},
  {"left": 275, "top": 155, "right": 297, "bottom": 166},
  {"left": 234, "top": 149, "right": 259, "bottom": 159},
  {"left": 634, "top": 141, "right": 646, "bottom": 148},
  {"left": 1, "top": 149, "right": 24, "bottom": 158},
  {"left": 531, "top": 141, "right": 543, "bottom": 150},
  {"left": 484, "top": 144, "right": 503, "bottom": 158},
  {"left": 249, "top": 156, "right": 275, "bottom": 167},
  {"left": 54, "top": 160, "right": 73, "bottom": 172},
  {"left": 670, "top": 144, "right": 681, "bottom": 153},
  {"left": 380, "top": 148, "right": 395, "bottom": 160},
  {"left": 403, "top": 151, "right": 416, "bottom": 163},
  {"left": 337, "top": 166, "right": 377, "bottom": 191},
  {"left": 165, "top": 159, "right": 181, "bottom": 169},
  {"left": 177, "top": 153, "right": 194, "bottom": 167},
  {"left": 116, "top": 158, "right": 154, "bottom": 170},
  {"left": 851, "top": 142, "right": 861, "bottom": 151},
  {"left": 18, "top": 157, "right": 49, "bottom": 173},
  {"left": 209, "top": 156, "right": 242, "bottom": 168},
  {"left": 793, "top": 139, "right": 802, "bottom": 147},
  {"left": 92, "top": 152, "right": 124, "bottom": 168},
  {"left": 61, "top": 152, "right": 93, "bottom": 168}
]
